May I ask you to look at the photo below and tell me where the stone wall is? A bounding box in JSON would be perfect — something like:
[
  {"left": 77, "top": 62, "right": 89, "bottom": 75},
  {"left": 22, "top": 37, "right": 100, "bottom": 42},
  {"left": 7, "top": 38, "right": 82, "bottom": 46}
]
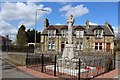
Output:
[{"left": 3, "top": 52, "right": 26, "bottom": 66}]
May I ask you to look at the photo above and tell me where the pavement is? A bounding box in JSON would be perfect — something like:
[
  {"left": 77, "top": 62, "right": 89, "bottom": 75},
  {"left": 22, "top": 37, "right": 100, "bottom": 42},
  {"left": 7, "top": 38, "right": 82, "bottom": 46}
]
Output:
[
  {"left": 94, "top": 68, "right": 120, "bottom": 79},
  {"left": 1, "top": 57, "right": 37, "bottom": 78},
  {"left": 1, "top": 51, "right": 58, "bottom": 79},
  {"left": 18, "top": 66, "right": 58, "bottom": 78}
]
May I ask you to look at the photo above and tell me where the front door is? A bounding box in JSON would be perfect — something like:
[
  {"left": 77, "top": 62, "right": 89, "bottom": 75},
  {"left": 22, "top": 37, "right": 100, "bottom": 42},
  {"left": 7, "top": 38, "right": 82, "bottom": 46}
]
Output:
[
  {"left": 61, "top": 42, "right": 65, "bottom": 52},
  {"left": 106, "top": 43, "right": 110, "bottom": 51}
]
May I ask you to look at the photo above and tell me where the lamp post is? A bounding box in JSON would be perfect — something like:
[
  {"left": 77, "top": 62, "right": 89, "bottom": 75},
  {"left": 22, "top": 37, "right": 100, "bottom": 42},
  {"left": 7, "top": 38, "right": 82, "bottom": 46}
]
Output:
[
  {"left": 34, "top": 9, "right": 48, "bottom": 53},
  {"left": 5, "top": 35, "right": 8, "bottom": 53},
  {"left": 5, "top": 34, "right": 16, "bottom": 53}
]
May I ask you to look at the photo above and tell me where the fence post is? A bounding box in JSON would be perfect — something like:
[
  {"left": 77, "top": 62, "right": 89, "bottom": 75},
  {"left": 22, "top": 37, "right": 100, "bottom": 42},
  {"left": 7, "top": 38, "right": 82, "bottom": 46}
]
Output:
[
  {"left": 114, "top": 51, "right": 116, "bottom": 69},
  {"left": 26, "top": 52, "right": 28, "bottom": 68},
  {"left": 54, "top": 55, "right": 57, "bottom": 76},
  {"left": 78, "top": 58, "right": 81, "bottom": 80},
  {"left": 41, "top": 54, "right": 44, "bottom": 73}
]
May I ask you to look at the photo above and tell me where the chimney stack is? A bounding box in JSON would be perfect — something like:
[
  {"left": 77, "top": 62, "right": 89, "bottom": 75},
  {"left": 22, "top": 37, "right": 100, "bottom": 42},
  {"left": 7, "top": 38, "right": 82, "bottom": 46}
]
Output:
[
  {"left": 86, "top": 19, "right": 89, "bottom": 29},
  {"left": 105, "top": 20, "right": 109, "bottom": 27},
  {"left": 44, "top": 18, "right": 49, "bottom": 28}
]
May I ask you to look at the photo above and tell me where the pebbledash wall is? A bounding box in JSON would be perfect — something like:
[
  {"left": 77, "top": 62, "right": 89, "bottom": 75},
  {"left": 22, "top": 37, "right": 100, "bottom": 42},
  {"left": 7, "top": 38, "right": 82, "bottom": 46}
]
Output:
[{"left": 40, "top": 18, "right": 114, "bottom": 53}]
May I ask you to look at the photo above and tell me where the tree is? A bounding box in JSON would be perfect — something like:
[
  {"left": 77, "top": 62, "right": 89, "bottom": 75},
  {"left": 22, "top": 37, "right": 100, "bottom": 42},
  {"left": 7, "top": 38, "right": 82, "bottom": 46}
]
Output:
[
  {"left": 26, "top": 29, "right": 41, "bottom": 43},
  {"left": 17, "top": 25, "right": 27, "bottom": 47}
]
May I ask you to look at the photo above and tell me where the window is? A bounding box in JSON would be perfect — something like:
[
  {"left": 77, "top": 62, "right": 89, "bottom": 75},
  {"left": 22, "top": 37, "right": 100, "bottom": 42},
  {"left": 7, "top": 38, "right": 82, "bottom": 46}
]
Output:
[
  {"left": 80, "top": 42, "right": 83, "bottom": 50},
  {"left": 80, "top": 31, "right": 84, "bottom": 38},
  {"left": 95, "top": 43, "right": 98, "bottom": 50},
  {"left": 76, "top": 30, "right": 84, "bottom": 38},
  {"left": 48, "top": 42, "right": 55, "bottom": 50},
  {"left": 76, "top": 42, "right": 83, "bottom": 50},
  {"left": 66, "top": 31, "right": 68, "bottom": 38},
  {"left": 76, "top": 43, "right": 79, "bottom": 50},
  {"left": 95, "top": 30, "right": 103, "bottom": 38},
  {"left": 61, "top": 30, "right": 65, "bottom": 37},
  {"left": 95, "top": 43, "right": 102, "bottom": 50},
  {"left": 99, "top": 43, "right": 102, "bottom": 50},
  {"left": 48, "top": 42, "right": 51, "bottom": 50},
  {"left": 95, "top": 30, "right": 99, "bottom": 37},
  {"left": 61, "top": 30, "right": 68, "bottom": 37},
  {"left": 51, "top": 42, "right": 55, "bottom": 49},
  {"left": 76, "top": 31, "right": 79, "bottom": 38},
  {"left": 99, "top": 30, "right": 102, "bottom": 37},
  {"left": 48, "top": 30, "right": 56, "bottom": 37}
]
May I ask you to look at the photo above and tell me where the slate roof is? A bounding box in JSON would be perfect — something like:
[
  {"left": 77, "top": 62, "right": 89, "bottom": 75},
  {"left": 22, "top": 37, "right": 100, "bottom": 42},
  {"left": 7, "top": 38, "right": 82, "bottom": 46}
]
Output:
[{"left": 41, "top": 24, "right": 114, "bottom": 36}]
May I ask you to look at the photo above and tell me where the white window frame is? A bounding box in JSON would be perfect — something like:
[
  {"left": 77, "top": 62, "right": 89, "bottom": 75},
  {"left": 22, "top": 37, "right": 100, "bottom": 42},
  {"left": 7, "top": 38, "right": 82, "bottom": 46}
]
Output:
[
  {"left": 48, "top": 42, "right": 51, "bottom": 50},
  {"left": 79, "top": 31, "right": 84, "bottom": 38},
  {"left": 48, "top": 42, "right": 55, "bottom": 50},
  {"left": 51, "top": 42, "right": 55, "bottom": 49},
  {"left": 80, "top": 42, "right": 83, "bottom": 50},
  {"left": 99, "top": 30, "right": 103, "bottom": 38},
  {"left": 76, "top": 42, "right": 83, "bottom": 50},
  {"left": 61, "top": 30, "right": 68, "bottom": 37},
  {"left": 95, "top": 43, "right": 102, "bottom": 50},
  {"left": 95, "top": 30, "right": 103, "bottom": 38},
  {"left": 61, "top": 30, "right": 65, "bottom": 37},
  {"left": 76, "top": 30, "right": 84, "bottom": 38},
  {"left": 76, "top": 31, "right": 79, "bottom": 38},
  {"left": 76, "top": 43, "right": 79, "bottom": 50},
  {"left": 48, "top": 30, "right": 56, "bottom": 37}
]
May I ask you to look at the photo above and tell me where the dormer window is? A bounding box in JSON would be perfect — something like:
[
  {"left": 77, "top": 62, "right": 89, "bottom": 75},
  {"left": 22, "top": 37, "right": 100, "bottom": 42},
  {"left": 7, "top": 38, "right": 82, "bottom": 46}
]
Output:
[
  {"left": 76, "top": 30, "right": 84, "bottom": 38},
  {"left": 48, "top": 30, "right": 56, "bottom": 37},
  {"left": 61, "top": 30, "right": 68, "bottom": 37},
  {"left": 95, "top": 29, "right": 103, "bottom": 38}
]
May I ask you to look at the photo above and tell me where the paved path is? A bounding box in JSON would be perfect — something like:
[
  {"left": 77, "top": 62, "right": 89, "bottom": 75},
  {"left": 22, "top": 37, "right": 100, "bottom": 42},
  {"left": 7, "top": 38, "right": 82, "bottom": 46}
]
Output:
[
  {"left": 95, "top": 69, "right": 120, "bottom": 79},
  {"left": 18, "top": 66, "right": 58, "bottom": 78},
  {"left": 2, "top": 59, "right": 37, "bottom": 78}
]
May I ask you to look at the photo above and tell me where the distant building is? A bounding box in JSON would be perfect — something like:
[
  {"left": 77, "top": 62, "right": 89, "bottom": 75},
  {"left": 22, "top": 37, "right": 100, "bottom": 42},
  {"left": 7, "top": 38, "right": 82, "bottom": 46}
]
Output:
[
  {"left": 40, "top": 18, "right": 114, "bottom": 53},
  {"left": 0, "top": 35, "right": 12, "bottom": 46}
]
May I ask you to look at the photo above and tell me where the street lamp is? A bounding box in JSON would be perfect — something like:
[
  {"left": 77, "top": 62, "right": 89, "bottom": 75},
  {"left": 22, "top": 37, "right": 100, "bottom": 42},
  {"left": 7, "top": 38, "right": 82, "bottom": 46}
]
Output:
[{"left": 34, "top": 9, "right": 48, "bottom": 53}]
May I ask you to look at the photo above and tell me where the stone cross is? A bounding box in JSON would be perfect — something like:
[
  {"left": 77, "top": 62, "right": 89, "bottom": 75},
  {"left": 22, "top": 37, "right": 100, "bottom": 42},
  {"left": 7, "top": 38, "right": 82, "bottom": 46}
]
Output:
[
  {"left": 62, "top": 15, "right": 75, "bottom": 60},
  {"left": 67, "top": 15, "right": 75, "bottom": 44}
]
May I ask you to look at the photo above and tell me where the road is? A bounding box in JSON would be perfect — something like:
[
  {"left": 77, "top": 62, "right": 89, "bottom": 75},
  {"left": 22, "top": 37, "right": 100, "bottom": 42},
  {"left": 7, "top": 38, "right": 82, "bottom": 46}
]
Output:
[{"left": 1, "top": 59, "right": 37, "bottom": 78}]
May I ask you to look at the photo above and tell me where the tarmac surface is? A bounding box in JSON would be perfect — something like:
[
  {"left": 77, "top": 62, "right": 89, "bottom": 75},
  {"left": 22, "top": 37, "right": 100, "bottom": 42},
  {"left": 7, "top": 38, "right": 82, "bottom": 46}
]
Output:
[{"left": 0, "top": 51, "right": 37, "bottom": 78}]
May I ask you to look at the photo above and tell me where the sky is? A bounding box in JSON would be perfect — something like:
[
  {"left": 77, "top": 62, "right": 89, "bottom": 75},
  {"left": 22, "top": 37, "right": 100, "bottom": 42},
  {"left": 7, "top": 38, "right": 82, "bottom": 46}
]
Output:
[
  {"left": 1, "top": 0, "right": 120, "bottom": 2},
  {"left": 0, "top": 1, "right": 119, "bottom": 40}
]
